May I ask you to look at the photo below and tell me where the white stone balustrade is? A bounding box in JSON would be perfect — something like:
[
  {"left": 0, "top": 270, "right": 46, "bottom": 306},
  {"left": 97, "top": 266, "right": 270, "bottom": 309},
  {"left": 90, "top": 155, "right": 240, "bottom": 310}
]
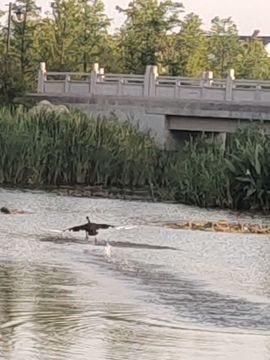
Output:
[{"left": 37, "top": 62, "right": 270, "bottom": 103}]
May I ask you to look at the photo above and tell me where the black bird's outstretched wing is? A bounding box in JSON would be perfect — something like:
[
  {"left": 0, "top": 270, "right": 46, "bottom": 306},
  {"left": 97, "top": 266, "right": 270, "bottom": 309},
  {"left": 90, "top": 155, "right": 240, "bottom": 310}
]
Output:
[
  {"left": 95, "top": 223, "right": 114, "bottom": 229},
  {"left": 67, "top": 223, "right": 88, "bottom": 232}
]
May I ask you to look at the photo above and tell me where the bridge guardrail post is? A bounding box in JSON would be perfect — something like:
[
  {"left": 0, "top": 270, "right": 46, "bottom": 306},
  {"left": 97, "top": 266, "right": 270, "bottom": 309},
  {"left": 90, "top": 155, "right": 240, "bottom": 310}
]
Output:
[
  {"left": 144, "top": 65, "right": 158, "bottom": 97},
  {"left": 225, "top": 69, "right": 235, "bottom": 101},
  {"left": 117, "top": 78, "right": 124, "bottom": 96},
  {"left": 255, "top": 84, "right": 261, "bottom": 101},
  {"left": 174, "top": 79, "right": 181, "bottom": 98},
  {"left": 200, "top": 71, "right": 213, "bottom": 100},
  {"left": 206, "top": 71, "right": 213, "bottom": 86},
  {"left": 64, "top": 74, "right": 70, "bottom": 93},
  {"left": 90, "top": 63, "right": 99, "bottom": 95},
  {"left": 200, "top": 71, "right": 208, "bottom": 99},
  {"left": 38, "top": 62, "right": 46, "bottom": 93},
  {"left": 200, "top": 71, "right": 207, "bottom": 87},
  {"left": 97, "top": 67, "right": 105, "bottom": 82}
]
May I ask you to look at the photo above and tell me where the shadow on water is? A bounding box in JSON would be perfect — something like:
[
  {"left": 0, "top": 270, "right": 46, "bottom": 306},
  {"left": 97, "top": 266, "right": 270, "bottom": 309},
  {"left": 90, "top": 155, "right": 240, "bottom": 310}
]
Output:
[
  {"left": 39, "top": 235, "right": 178, "bottom": 250},
  {"left": 82, "top": 251, "right": 270, "bottom": 334}
]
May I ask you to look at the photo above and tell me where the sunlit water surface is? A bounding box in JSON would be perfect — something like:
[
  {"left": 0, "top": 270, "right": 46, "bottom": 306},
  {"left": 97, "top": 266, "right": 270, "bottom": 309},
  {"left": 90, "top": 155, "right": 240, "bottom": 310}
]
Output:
[{"left": 1, "top": 188, "right": 270, "bottom": 359}]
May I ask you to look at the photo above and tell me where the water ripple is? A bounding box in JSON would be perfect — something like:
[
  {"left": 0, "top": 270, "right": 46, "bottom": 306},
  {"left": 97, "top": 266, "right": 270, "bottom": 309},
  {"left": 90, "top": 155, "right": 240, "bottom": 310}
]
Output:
[{"left": 0, "top": 188, "right": 270, "bottom": 359}]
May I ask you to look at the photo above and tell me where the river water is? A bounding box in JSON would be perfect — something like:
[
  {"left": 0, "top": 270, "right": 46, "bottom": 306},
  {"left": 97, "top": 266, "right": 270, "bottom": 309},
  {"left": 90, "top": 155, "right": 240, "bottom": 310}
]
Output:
[{"left": 1, "top": 188, "right": 270, "bottom": 359}]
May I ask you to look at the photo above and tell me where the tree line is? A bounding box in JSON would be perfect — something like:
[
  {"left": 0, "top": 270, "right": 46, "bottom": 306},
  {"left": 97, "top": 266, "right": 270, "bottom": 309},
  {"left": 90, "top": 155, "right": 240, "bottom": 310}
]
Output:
[{"left": 1, "top": 0, "right": 270, "bottom": 102}]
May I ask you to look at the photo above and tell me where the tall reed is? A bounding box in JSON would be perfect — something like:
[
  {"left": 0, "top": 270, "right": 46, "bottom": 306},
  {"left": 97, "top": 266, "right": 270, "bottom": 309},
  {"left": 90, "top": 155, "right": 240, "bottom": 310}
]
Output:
[
  {"left": 1, "top": 107, "right": 270, "bottom": 211},
  {"left": 226, "top": 125, "right": 270, "bottom": 210},
  {"left": 0, "top": 107, "right": 157, "bottom": 188}
]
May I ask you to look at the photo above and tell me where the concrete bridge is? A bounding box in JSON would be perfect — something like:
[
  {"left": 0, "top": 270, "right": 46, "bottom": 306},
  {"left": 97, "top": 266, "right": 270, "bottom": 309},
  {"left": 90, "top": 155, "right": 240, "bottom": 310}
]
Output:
[{"left": 31, "top": 63, "right": 270, "bottom": 148}]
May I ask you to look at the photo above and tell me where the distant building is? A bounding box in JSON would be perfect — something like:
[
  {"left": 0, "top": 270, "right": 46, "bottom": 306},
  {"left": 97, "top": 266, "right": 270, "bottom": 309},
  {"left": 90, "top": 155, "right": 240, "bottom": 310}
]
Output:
[
  {"left": 238, "top": 30, "right": 270, "bottom": 55},
  {"left": 239, "top": 34, "right": 270, "bottom": 46},
  {"left": 207, "top": 29, "right": 270, "bottom": 55}
]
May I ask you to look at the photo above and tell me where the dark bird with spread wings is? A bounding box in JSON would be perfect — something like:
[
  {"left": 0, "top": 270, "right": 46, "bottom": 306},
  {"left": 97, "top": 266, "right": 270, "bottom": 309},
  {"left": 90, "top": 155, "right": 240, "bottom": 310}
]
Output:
[{"left": 66, "top": 216, "right": 114, "bottom": 239}]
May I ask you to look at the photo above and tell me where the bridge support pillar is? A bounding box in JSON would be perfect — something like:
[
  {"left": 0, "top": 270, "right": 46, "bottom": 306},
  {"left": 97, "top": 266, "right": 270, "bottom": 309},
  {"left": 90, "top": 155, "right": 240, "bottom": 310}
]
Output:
[{"left": 164, "top": 131, "right": 179, "bottom": 150}]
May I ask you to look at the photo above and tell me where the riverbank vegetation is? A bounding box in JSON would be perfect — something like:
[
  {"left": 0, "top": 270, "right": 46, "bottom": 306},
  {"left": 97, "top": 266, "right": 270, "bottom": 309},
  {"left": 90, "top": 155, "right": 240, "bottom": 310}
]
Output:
[
  {"left": 1, "top": 107, "right": 270, "bottom": 212},
  {"left": 1, "top": 0, "right": 270, "bottom": 103}
]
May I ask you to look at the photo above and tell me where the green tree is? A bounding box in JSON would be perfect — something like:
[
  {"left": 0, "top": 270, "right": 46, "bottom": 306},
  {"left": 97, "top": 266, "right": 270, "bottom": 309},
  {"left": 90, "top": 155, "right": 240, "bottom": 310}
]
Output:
[
  {"left": 208, "top": 17, "right": 241, "bottom": 77},
  {"left": 98, "top": 34, "right": 124, "bottom": 73},
  {"left": 75, "top": 0, "right": 110, "bottom": 72},
  {"left": 49, "top": 0, "right": 110, "bottom": 72},
  {"left": 50, "top": 0, "right": 81, "bottom": 70},
  {"left": 0, "top": 10, "right": 5, "bottom": 55},
  {"left": 117, "top": 0, "right": 183, "bottom": 74},
  {"left": 31, "top": 17, "right": 56, "bottom": 70},
  {"left": 237, "top": 39, "right": 270, "bottom": 79},
  {"left": 12, "top": 0, "right": 41, "bottom": 85},
  {"left": 0, "top": 55, "right": 24, "bottom": 104},
  {"left": 164, "top": 13, "right": 207, "bottom": 76}
]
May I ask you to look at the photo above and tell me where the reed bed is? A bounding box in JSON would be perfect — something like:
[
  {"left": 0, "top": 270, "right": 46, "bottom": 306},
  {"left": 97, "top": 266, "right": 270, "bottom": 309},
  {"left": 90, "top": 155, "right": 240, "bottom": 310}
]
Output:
[
  {"left": 0, "top": 107, "right": 157, "bottom": 188},
  {"left": 1, "top": 107, "right": 270, "bottom": 211}
]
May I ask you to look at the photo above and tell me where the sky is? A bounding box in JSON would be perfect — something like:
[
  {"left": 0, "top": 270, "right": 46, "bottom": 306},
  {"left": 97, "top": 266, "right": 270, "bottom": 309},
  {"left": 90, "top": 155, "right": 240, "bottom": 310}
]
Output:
[{"left": 0, "top": 0, "right": 269, "bottom": 35}]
